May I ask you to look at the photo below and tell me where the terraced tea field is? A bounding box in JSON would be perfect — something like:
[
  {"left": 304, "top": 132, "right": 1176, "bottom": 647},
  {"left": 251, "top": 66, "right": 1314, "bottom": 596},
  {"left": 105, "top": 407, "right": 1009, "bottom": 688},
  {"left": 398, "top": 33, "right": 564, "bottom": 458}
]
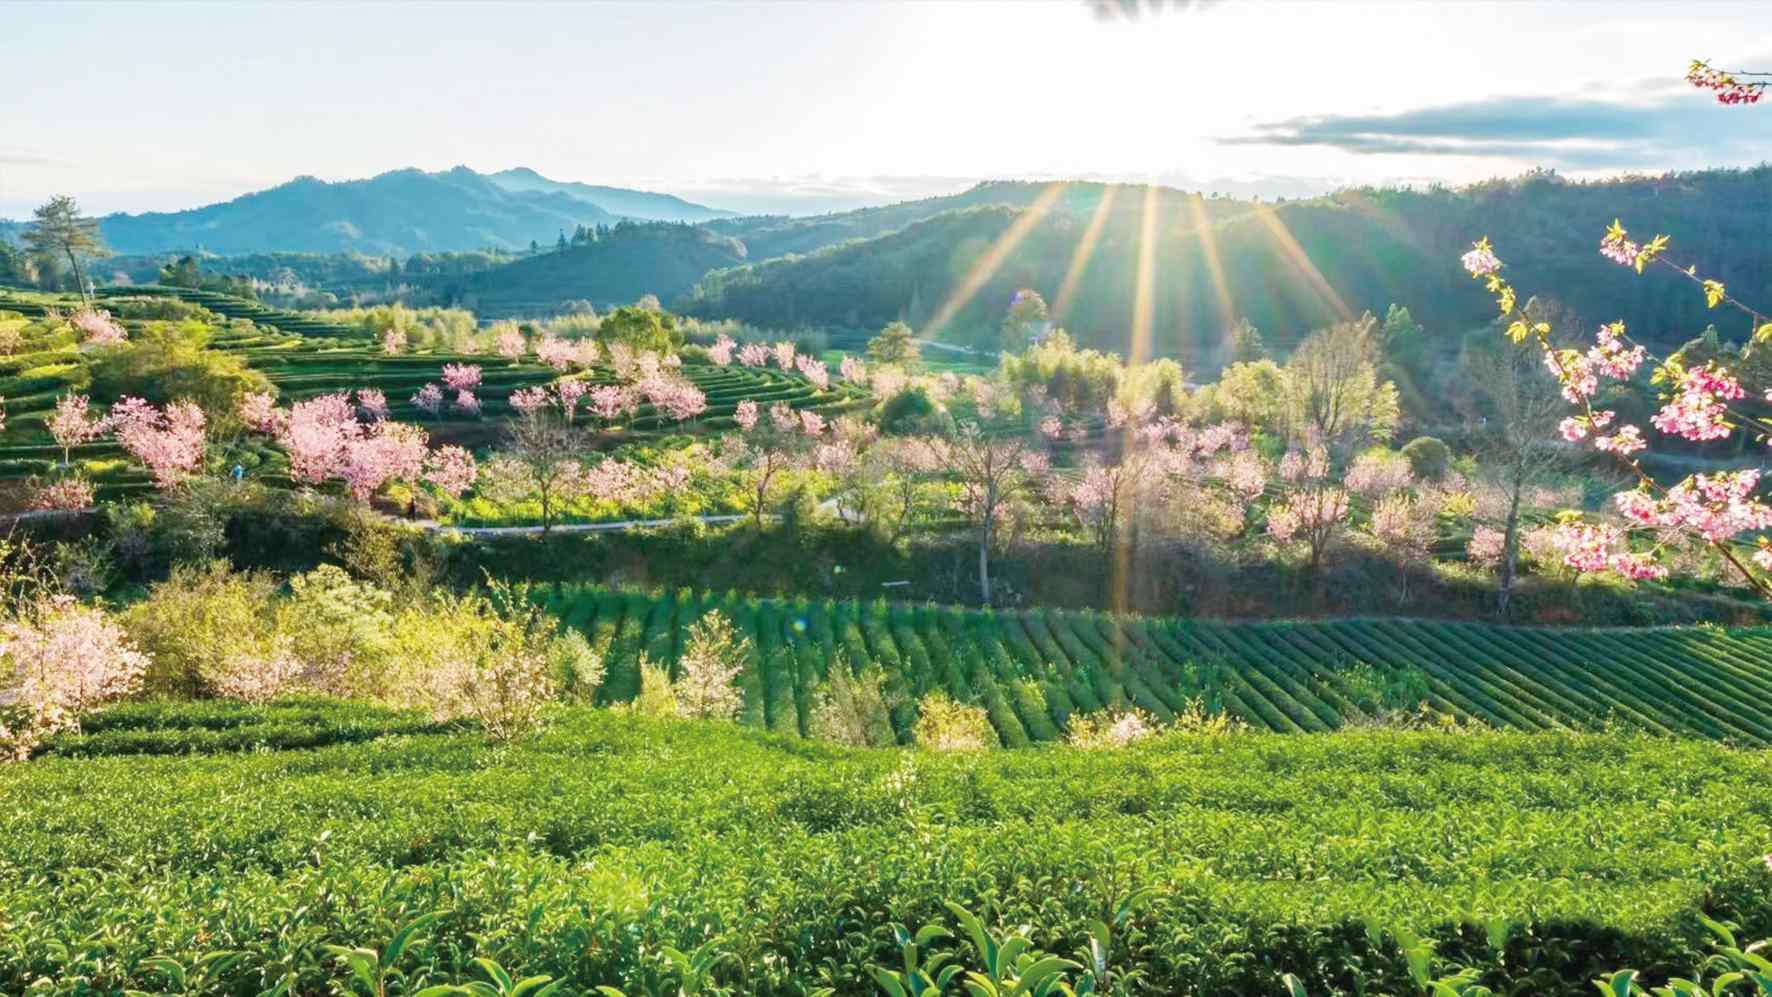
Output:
[
  {"left": 544, "top": 585, "right": 1772, "bottom": 745},
  {"left": 0, "top": 285, "right": 868, "bottom": 497}
]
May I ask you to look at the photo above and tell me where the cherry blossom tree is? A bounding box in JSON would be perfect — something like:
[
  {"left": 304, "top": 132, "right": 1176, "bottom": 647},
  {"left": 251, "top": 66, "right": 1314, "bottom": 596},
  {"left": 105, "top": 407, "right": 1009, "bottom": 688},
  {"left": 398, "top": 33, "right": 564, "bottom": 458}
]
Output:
[
  {"left": 70, "top": 309, "right": 126, "bottom": 348},
  {"left": 412, "top": 383, "right": 444, "bottom": 418},
  {"left": 707, "top": 334, "right": 736, "bottom": 366},
  {"left": 356, "top": 388, "right": 389, "bottom": 421},
  {"left": 919, "top": 423, "right": 1045, "bottom": 605},
  {"left": 737, "top": 342, "right": 769, "bottom": 368},
  {"left": 441, "top": 363, "right": 483, "bottom": 392},
  {"left": 29, "top": 476, "right": 93, "bottom": 512},
  {"left": 1, "top": 596, "right": 149, "bottom": 759},
  {"left": 109, "top": 397, "right": 208, "bottom": 489},
  {"left": 795, "top": 354, "right": 831, "bottom": 390},
  {"left": 481, "top": 408, "right": 591, "bottom": 534},
  {"left": 1687, "top": 59, "right": 1768, "bottom": 105},
  {"left": 494, "top": 326, "right": 526, "bottom": 360},
  {"left": 381, "top": 328, "right": 406, "bottom": 355},
  {"left": 1461, "top": 217, "right": 1772, "bottom": 595},
  {"left": 48, "top": 392, "right": 104, "bottom": 467},
  {"left": 423, "top": 446, "right": 477, "bottom": 499},
  {"left": 840, "top": 355, "right": 867, "bottom": 386}
]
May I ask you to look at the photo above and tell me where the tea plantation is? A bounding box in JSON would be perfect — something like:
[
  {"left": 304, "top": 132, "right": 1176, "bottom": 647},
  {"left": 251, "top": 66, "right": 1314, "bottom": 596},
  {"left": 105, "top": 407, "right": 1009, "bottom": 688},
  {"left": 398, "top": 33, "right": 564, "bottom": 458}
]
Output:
[
  {"left": 543, "top": 585, "right": 1772, "bottom": 746},
  {"left": 4, "top": 707, "right": 1770, "bottom": 995}
]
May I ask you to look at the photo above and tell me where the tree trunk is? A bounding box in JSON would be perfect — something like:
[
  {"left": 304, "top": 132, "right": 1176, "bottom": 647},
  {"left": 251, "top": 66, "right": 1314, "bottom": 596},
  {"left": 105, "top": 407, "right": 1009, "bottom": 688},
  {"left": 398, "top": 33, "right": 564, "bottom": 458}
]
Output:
[
  {"left": 978, "top": 517, "right": 993, "bottom": 607},
  {"left": 1496, "top": 457, "right": 1525, "bottom": 621},
  {"left": 65, "top": 247, "right": 90, "bottom": 308}
]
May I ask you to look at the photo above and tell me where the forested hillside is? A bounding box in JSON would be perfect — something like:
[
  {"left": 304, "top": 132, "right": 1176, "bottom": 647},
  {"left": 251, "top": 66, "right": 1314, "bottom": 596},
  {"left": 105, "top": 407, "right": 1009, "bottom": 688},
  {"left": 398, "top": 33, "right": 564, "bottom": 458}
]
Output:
[
  {"left": 438, "top": 221, "right": 748, "bottom": 316},
  {"left": 685, "top": 167, "right": 1772, "bottom": 365}
]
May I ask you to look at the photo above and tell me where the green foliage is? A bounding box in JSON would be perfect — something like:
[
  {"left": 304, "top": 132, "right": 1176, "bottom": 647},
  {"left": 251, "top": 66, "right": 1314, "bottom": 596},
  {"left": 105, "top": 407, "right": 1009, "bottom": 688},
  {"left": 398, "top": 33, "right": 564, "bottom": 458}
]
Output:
[
  {"left": 867, "top": 321, "right": 922, "bottom": 369},
  {"left": 912, "top": 689, "right": 995, "bottom": 750},
  {"left": 595, "top": 304, "right": 682, "bottom": 353},
  {"left": 4, "top": 710, "right": 1772, "bottom": 993},
  {"left": 1401, "top": 436, "right": 1453, "bottom": 481},
  {"left": 85, "top": 319, "right": 273, "bottom": 416}
]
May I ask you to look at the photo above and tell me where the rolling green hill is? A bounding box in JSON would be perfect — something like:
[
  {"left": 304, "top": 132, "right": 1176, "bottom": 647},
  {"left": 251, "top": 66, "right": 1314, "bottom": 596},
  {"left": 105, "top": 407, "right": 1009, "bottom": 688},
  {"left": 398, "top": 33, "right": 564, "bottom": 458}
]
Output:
[{"left": 686, "top": 167, "right": 1772, "bottom": 364}]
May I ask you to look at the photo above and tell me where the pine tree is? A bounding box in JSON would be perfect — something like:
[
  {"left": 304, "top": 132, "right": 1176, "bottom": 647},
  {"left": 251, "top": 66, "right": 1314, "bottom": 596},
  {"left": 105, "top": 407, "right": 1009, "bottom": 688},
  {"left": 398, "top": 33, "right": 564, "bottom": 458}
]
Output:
[{"left": 23, "top": 196, "right": 109, "bottom": 306}]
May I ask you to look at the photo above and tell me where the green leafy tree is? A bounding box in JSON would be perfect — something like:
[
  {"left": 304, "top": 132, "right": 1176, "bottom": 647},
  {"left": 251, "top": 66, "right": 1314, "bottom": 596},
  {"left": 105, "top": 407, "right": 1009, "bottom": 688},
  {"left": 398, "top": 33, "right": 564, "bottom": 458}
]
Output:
[
  {"left": 1000, "top": 288, "right": 1049, "bottom": 352},
  {"left": 23, "top": 195, "right": 109, "bottom": 306},
  {"left": 866, "top": 321, "right": 921, "bottom": 369},
  {"left": 596, "top": 305, "right": 681, "bottom": 353}
]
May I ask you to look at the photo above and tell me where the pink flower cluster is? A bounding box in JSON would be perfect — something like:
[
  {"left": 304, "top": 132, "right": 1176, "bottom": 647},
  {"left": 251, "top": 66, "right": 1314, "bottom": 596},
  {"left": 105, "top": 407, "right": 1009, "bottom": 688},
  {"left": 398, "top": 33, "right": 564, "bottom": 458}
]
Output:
[
  {"left": 495, "top": 327, "right": 526, "bottom": 360},
  {"left": 1466, "top": 525, "right": 1506, "bottom": 567},
  {"left": 737, "top": 343, "right": 770, "bottom": 368},
  {"left": 1343, "top": 453, "right": 1412, "bottom": 496},
  {"left": 1599, "top": 228, "right": 1643, "bottom": 268},
  {"left": 441, "top": 363, "right": 483, "bottom": 392},
  {"left": 1549, "top": 521, "right": 1668, "bottom": 580},
  {"left": 1687, "top": 61, "right": 1766, "bottom": 105},
  {"left": 772, "top": 341, "right": 797, "bottom": 370},
  {"left": 1650, "top": 364, "right": 1743, "bottom": 442},
  {"left": 708, "top": 334, "right": 736, "bottom": 366},
  {"left": 589, "top": 384, "right": 639, "bottom": 422},
  {"left": 109, "top": 397, "right": 208, "bottom": 488},
  {"left": 637, "top": 375, "right": 707, "bottom": 422},
  {"left": 734, "top": 399, "right": 759, "bottom": 431},
  {"left": 839, "top": 355, "right": 866, "bottom": 385},
  {"left": 381, "top": 329, "right": 406, "bottom": 355},
  {"left": 1614, "top": 470, "right": 1772, "bottom": 543},
  {"left": 261, "top": 390, "right": 476, "bottom": 500},
  {"left": 412, "top": 383, "right": 444, "bottom": 416},
  {"left": 30, "top": 476, "right": 95, "bottom": 512},
  {"left": 70, "top": 309, "right": 127, "bottom": 347},
  {"left": 795, "top": 355, "right": 830, "bottom": 390},
  {"left": 1460, "top": 243, "right": 1501, "bottom": 277}
]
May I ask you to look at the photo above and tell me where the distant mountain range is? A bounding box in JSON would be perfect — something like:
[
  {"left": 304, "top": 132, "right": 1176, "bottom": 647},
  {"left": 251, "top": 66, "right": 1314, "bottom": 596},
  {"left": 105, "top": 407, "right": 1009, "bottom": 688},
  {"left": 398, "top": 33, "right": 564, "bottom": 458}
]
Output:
[{"left": 90, "top": 167, "right": 735, "bottom": 256}]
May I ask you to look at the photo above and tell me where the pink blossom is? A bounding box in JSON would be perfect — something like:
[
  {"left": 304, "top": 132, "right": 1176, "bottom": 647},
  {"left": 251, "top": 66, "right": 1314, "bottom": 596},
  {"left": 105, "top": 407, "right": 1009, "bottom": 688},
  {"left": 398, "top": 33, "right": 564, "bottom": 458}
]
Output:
[
  {"left": 556, "top": 379, "right": 587, "bottom": 421},
  {"left": 1467, "top": 525, "right": 1506, "bottom": 567},
  {"left": 796, "top": 354, "right": 831, "bottom": 390},
  {"left": 1651, "top": 364, "right": 1743, "bottom": 442},
  {"left": 441, "top": 363, "right": 483, "bottom": 392},
  {"left": 769, "top": 401, "right": 798, "bottom": 433},
  {"left": 509, "top": 386, "right": 551, "bottom": 415},
  {"left": 1, "top": 596, "right": 148, "bottom": 753},
  {"left": 452, "top": 389, "right": 481, "bottom": 417},
  {"left": 772, "top": 341, "right": 797, "bottom": 370},
  {"left": 423, "top": 445, "right": 477, "bottom": 498},
  {"left": 1544, "top": 350, "right": 1598, "bottom": 403},
  {"left": 1594, "top": 425, "right": 1646, "bottom": 456},
  {"left": 1599, "top": 227, "right": 1643, "bottom": 267},
  {"left": 654, "top": 463, "right": 692, "bottom": 492},
  {"left": 737, "top": 343, "right": 770, "bottom": 368},
  {"left": 536, "top": 336, "right": 577, "bottom": 370},
  {"left": 734, "top": 399, "right": 759, "bottom": 431},
  {"left": 839, "top": 355, "right": 867, "bottom": 385},
  {"left": 1559, "top": 417, "right": 1589, "bottom": 443},
  {"left": 495, "top": 327, "right": 526, "bottom": 360},
  {"left": 1551, "top": 521, "right": 1622, "bottom": 573},
  {"left": 48, "top": 393, "right": 105, "bottom": 462},
  {"left": 110, "top": 397, "right": 207, "bottom": 488},
  {"left": 1587, "top": 323, "right": 1646, "bottom": 380},
  {"left": 381, "top": 329, "right": 406, "bottom": 355},
  {"left": 708, "top": 335, "right": 736, "bottom": 366},
  {"left": 1608, "top": 551, "right": 1668, "bottom": 581},
  {"left": 356, "top": 388, "right": 389, "bottom": 421},
  {"left": 281, "top": 393, "right": 358, "bottom": 484},
  {"left": 1343, "top": 453, "right": 1412, "bottom": 496},
  {"left": 639, "top": 375, "right": 707, "bottom": 422},
  {"left": 30, "top": 476, "right": 94, "bottom": 512},
  {"left": 589, "top": 384, "right": 638, "bottom": 422},
  {"left": 870, "top": 367, "right": 908, "bottom": 400},
  {"left": 1266, "top": 505, "right": 1300, "bottom": 543},
  {"left": 338, "top": 420, "right": 428, "bottom": 499},
  {"left": 1460, "top": 242, "right": 1501, "bottom": 277},
  {"left": 412, "top": 383, "right": 443, "bottom": 416},
  {"left": 1039, "top": 416, "right": 1062, "bottom": 440},
  {"left": 240, "top": 391, "right": 281, "bottom": 435},
  {"left": 1019, "top": 450, "right": 1050, "bottom": 476},
  {"left": 1218, "top": 450, "right": 1268, "bottom": 500},
  {"left": 798, "top": 409, "right": 826, "bottom": 436},
  {"left": 70, "top": 309, "right": 127, "bottom": 347}
]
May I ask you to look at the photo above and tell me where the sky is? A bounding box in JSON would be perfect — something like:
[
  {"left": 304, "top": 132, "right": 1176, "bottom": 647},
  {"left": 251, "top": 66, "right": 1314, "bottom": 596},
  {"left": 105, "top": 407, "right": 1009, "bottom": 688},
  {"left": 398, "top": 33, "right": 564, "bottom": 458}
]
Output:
[{"left": 2, "top": 0, "right": 1770, "bottom": 219}]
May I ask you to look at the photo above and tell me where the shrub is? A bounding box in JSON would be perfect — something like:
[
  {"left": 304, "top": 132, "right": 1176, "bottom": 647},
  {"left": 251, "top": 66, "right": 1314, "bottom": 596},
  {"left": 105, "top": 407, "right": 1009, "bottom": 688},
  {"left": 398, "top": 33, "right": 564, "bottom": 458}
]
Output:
[
  {"left": 632, "top": 660, "right": 678, "bottom": 717},
  {"left": 395, "top": 579, "right": 559, "bottom": 741},
  {"left": 1400, "top": 436, "right": 1452, "bottom": 481},
  {"left": 1065, "top": 708, "right": 1157, "bottom": 749},
  {"left": 808, "top": 654, "right": 897, "bottom": 747},
  {"left": 548, "top": 628, "right": 605, "bottom": 703},
  {"left": 912, "top": 690, "right": 994, "bottom": 751},
  {"left": 121, "top": 561, "right": 280, "bottom": 697},
  {"left": 0, "top": 595, "right": 149, "bottom": 759},
  {"left": 671, "top": 610, "right": 748, "bottom": 720}
]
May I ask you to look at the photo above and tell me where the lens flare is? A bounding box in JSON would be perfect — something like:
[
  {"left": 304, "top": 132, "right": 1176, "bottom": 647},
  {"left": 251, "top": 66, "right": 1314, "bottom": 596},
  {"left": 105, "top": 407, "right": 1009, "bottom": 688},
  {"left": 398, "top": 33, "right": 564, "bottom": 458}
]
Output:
[{"left": 922, "top": 181, "right": 1068, "bottom": 339}]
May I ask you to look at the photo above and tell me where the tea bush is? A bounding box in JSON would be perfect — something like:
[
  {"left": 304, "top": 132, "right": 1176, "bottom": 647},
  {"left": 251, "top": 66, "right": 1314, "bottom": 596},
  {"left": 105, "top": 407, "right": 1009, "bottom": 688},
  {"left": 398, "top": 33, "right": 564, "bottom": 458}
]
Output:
[{"left": 2, "top": 708, "right": 1769, "bottom": 994}]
